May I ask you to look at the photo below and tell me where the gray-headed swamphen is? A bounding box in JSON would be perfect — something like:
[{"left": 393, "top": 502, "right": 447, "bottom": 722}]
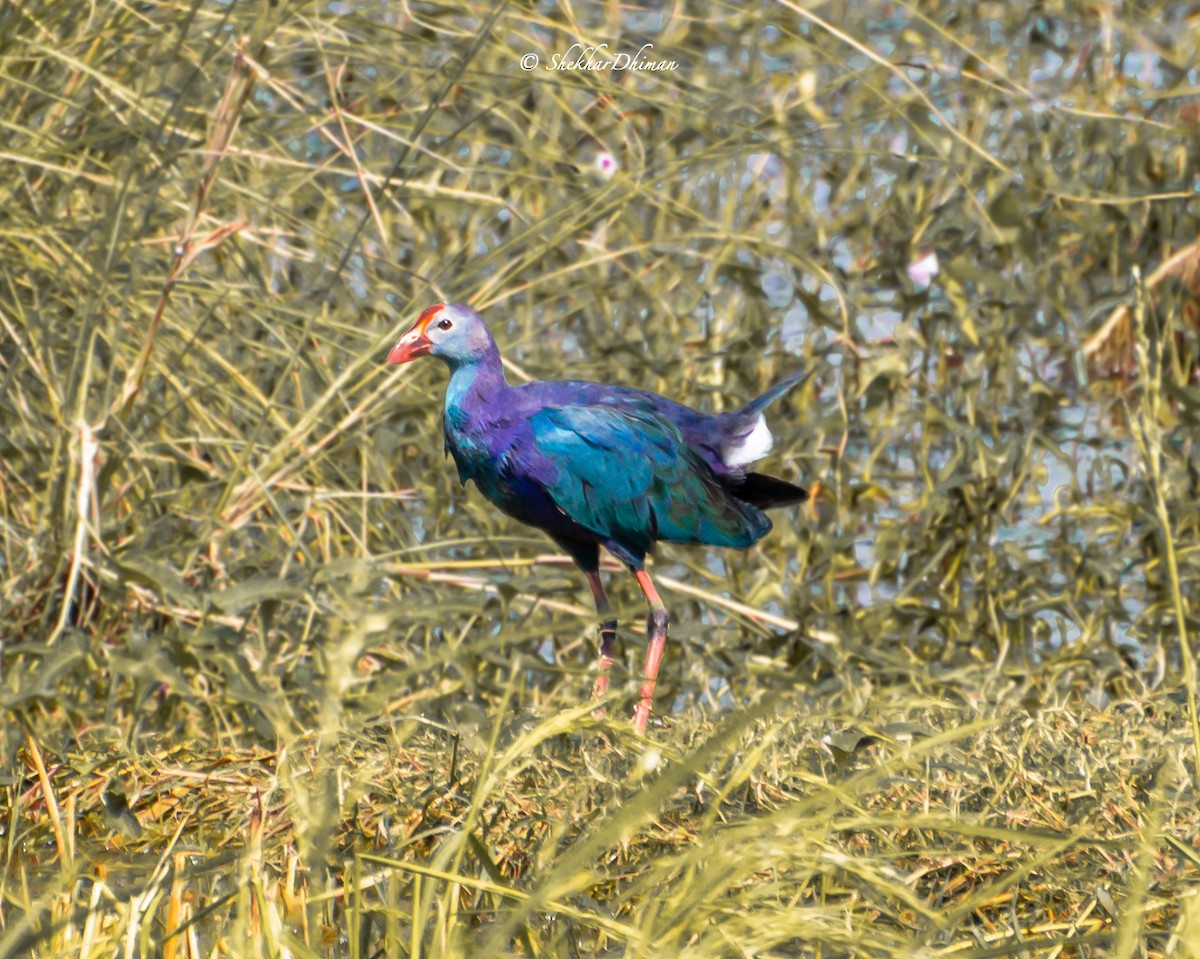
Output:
[{"left": 388, "top": 303, "right": 807, "bottom": 733}]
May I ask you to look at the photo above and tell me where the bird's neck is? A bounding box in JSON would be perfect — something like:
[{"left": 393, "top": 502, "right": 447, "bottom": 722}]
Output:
[{"left": 445, "top": 350, "right": 507, "bottom": 421}]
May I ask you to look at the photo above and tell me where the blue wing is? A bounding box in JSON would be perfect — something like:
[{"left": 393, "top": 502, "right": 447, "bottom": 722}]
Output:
[{"left": 527, "top": 405, "right": 770, "bottom": 558}]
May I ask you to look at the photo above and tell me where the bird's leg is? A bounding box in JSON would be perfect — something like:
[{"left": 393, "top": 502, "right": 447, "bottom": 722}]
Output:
[
  {"left": 631, "top": 568, "right": 669, "bottom": 735},
  {"left": 585, "top": 571, "right": 618, "bottom": 703}
]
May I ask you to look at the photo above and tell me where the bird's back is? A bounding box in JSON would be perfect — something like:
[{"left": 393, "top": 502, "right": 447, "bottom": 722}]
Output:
[{"left": 509, "top": 378, "right": 765, "bottom": 478}]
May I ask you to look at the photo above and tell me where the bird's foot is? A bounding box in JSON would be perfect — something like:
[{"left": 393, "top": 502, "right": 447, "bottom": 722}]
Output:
[
  {"left": 591, "top": 653, "right": 614, "bottom": 717},
  {"left": 591, "top": 616, "right": 618, "bottom": 716},
  {"left": 632, "top": 700, "right": 652, "bottom": 735}
]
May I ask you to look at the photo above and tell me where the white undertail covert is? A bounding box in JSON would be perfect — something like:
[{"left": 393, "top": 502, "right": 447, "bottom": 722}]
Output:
[{"left": 722, "top": 414, "right": 773, "bottom": 468}]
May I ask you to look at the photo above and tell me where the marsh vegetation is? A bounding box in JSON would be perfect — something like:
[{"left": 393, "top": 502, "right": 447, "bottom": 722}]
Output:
[{"left": 2, "top": 1, "right": 1200, "bottom": 955}]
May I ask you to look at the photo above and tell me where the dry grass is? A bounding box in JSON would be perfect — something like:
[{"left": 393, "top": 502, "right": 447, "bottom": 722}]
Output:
[
  {"left": 2, "top": 0, "right": 1200, "bottom": 955},
  {"left": 9, "top": 674, "right": 1200, "bottom": 957}
]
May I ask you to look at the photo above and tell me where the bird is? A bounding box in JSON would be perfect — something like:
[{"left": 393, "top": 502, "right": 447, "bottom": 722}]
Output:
[{"left": 387, "top": 303, "right": 807, "bottom": 734}]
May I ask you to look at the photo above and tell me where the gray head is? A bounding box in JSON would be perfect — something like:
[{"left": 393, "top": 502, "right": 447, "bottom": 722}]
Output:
[{"left": 386, "top": 303, "right": 497, "bottom": 368}]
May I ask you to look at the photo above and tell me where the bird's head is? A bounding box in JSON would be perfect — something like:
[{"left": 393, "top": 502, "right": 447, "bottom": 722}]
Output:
[{"left": 386, "top": 303, "right": 496, "bottom": 368}]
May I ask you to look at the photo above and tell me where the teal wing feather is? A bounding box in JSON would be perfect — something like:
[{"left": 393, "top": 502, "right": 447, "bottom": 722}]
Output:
[{"left": 529, "top": 405, "right": 771, "bottom": 555}]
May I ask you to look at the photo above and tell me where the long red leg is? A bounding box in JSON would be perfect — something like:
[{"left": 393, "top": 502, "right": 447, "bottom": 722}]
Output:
[
  {"left": 585, "top": 571, "right": 618, "bottom": 703},
  {"left": 631, "top": 568, "right": 669, "bottom": 735}
]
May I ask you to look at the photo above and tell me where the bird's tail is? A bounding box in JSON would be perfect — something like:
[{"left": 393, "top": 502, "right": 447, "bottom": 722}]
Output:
[
  {"left": 738, "top": 369, "right": 809, "bottom": 418},
  {"left": 733, "top": 471, "right": 809, "bottom": 509}
]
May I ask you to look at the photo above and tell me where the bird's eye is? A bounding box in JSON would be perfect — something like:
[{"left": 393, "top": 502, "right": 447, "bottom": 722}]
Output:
[{"left": 438, "top": 318, "right": 453, "bottom": 331}]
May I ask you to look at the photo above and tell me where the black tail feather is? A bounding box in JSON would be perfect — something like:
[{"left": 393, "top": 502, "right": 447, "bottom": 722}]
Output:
[{"left": 731, "top": 471, "right": 808, "bottom": 509}]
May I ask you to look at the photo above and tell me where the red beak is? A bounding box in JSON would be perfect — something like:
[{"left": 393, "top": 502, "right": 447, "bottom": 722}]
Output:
[
  {"left": 386, "top": 324, "right": 431, "bottom": 364},
  {"left": 387, "top": 304, "right": 446, "bottom": 364}
]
